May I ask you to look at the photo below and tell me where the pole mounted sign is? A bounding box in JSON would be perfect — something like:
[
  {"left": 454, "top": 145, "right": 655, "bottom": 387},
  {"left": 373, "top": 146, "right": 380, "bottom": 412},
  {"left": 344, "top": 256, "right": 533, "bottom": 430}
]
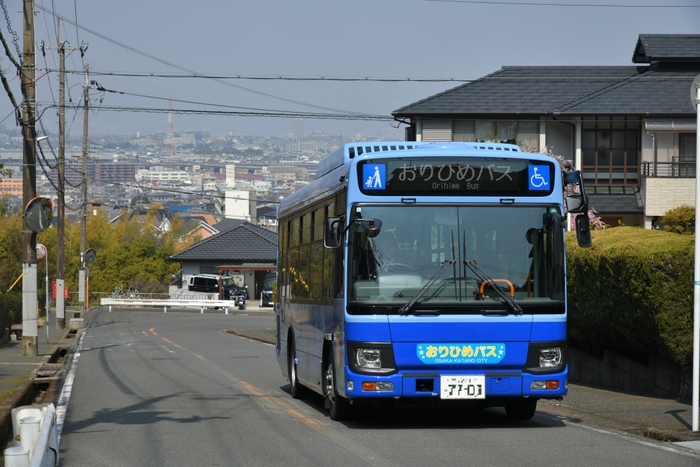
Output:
[{"left": 35, "top": 243, "right": 46, "bottom": 260}]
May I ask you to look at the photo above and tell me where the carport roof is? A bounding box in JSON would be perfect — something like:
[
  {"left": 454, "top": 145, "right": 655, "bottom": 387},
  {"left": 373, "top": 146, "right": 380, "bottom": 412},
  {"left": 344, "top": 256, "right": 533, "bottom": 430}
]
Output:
[{"left": 170, "top": 221, "right": 277, "bottom": 263}]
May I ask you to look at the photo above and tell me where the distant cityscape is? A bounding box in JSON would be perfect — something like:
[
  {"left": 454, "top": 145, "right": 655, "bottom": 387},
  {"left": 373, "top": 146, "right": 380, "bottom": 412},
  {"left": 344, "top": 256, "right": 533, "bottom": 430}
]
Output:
[{"left": 0, "top": 120, "right": 400, "bottom": 230}]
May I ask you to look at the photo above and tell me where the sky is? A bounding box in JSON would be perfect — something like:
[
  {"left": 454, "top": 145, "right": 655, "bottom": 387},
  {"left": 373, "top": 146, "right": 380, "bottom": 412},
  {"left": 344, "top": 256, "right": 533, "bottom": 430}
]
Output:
[{"left": 0, "top": 0, "right": 699, "bottom": 141}]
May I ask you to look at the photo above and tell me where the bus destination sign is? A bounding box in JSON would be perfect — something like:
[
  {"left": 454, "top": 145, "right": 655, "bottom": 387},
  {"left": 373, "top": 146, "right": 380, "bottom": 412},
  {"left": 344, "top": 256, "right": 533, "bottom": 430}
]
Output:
[{"left": 359, "top": 158, "right": 555, "bottom": 196}]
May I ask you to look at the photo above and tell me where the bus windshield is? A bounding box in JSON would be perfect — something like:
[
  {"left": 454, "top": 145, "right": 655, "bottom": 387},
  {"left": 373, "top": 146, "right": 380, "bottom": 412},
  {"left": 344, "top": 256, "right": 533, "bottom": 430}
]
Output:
[{"left": 347, "top": 205, "right": 565, "bottom": 311}]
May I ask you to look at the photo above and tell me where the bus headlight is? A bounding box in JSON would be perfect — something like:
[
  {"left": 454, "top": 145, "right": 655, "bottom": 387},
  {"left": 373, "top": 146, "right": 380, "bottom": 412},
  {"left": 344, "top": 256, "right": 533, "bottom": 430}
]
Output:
[
  {"left": 539, "top": 348, "right": 562, "bottom": 367},
  {"left": 524, "top": 341, "right": 566, "bottom": 373},
  {"left": 355, "top": 348, "right": 381, "bottom": 369},
  {"left": 347, "top": 342, "right": 397, "bottom": 375}
]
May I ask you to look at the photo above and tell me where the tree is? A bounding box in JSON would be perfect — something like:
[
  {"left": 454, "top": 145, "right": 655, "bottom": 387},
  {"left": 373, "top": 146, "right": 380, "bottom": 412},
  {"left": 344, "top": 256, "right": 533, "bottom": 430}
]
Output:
[{"left": 0, "top": 212, "right": 22, "bottom": 290}]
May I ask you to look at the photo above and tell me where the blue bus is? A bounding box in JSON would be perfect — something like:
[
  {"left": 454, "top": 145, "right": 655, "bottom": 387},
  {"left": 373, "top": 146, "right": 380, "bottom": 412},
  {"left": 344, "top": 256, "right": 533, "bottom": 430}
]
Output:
[{"left": 275, "top": 141, "right": 591, "bottom": 421}]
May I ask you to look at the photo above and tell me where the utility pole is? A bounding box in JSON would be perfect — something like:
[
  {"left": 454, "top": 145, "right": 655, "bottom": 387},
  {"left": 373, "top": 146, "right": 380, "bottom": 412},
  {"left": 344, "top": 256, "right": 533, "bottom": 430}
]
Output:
[
  {"left": 79, "top": 64, "right": 89, "bottom": 315},
  {"left": 21, "top": 0, "right": 38, "bottom": 356},
  {"left": 56, "top": 37, "right": 66, "bottom": 328},
  {"left": 42, "top": 22, "right": 87, "bottom": 328}
]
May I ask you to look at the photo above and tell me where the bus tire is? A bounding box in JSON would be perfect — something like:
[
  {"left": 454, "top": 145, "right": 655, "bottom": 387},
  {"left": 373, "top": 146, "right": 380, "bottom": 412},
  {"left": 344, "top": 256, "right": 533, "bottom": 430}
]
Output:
[
  {"left": 288, "top": 335, "right": 310, "bottom": 399},
  {"left": 324, "top": 351, "right": 351, "bottom": 421},
  {"left": 505, "top": 398, "right": 537, "bottom": 420}
]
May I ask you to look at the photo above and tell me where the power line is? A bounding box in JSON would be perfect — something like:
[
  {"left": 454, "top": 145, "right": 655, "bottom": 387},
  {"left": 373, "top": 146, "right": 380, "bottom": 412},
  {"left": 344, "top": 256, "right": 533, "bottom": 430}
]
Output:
[
  {"left": 39, "top": 102, "right": 394, "bottom": 122},
  {"left": 33, "top": 4, "right": 369, "bottom": 117},
  {"left": 54, "top": 70, "right": 476, "bottom": 83},
  {"left": 424, "top": 0, "right": 700, "bottom": 7}
]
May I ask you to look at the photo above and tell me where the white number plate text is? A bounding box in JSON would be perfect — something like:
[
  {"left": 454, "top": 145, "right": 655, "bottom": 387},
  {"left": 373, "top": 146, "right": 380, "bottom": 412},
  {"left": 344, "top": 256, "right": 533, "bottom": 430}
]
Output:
[{"left": 440, "top": 375, "right": 485, "bottom": 399}]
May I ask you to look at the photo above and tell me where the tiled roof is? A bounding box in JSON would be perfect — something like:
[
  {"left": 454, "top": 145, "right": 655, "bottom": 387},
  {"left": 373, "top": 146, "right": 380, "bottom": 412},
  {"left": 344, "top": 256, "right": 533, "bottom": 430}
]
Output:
[
  {"left": 213, "top": 218, "right": 246, "bottom": 232},
  {"left": 170, "top": 221, "right": 277, "bottom": 262},
  {"left": 588, "top": 195, "right": 643, "bottom": 214},
  {"left": 393, "top": 65, "right": 698, "bottom": 117},
  {"left": 633, "top": 34, "right": 700, "bottom": 63}
]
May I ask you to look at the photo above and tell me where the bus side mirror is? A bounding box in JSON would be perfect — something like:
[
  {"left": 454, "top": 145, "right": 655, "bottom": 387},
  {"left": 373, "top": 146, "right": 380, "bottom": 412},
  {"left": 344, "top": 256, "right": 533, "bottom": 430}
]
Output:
[
  {"left": 575, "top": 215, "right": 592, "bottom": 248},
  {"left": 564, "top": 170, "right": 589, "bottom": 214},
  {"left": 324, "top": 217, "right": 344, "bottom": 249}
]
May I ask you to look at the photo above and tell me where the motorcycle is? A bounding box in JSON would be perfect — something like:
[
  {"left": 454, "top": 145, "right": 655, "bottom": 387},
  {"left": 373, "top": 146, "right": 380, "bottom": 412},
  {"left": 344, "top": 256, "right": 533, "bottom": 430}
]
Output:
[{"left": 237, "top": 291, "right": 246, "bottom": 310}]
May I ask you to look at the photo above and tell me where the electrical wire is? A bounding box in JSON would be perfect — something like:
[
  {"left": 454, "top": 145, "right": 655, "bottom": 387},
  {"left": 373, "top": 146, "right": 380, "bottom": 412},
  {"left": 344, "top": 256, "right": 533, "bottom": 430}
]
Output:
[
  {"left": 0, "top": 0, "right": 21, "bottom": 62},
  {"left": 33, "top": 4, "right": 369, "bottom": 117},
  {"left": 423, "top": 0, "right": 700, "bottom": 7},
  {"left": 39, "top": 102, "right": 394, "bottom": 122},
  {"left": 61, "top": 70, "right": 475, "bottom": 83}
]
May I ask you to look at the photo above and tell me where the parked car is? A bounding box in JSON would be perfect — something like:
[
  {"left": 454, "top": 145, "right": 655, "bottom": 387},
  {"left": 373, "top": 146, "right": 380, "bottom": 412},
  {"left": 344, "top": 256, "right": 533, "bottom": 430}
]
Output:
[{"left": 187, "top": 274, "right": 240, "bottom": 299}]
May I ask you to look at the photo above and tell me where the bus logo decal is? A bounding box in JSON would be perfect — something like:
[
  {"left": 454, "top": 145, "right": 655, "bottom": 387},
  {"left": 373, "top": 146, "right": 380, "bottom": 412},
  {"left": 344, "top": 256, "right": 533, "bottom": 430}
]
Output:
[
  {"left": 528, "top": 165, "right": 550, "bottom": 191},
  {"left": 417, "top": 343, "right": 506, "bottom": 364},
  {"left": 363, "top": 164, "right": 386, "bottom": 190}
]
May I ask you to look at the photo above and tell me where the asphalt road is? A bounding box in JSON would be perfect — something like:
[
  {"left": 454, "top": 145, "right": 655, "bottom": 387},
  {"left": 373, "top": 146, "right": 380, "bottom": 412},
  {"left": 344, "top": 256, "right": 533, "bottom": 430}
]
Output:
[{"left": 57, "top": 308, "right": 700, "bottom": 467}]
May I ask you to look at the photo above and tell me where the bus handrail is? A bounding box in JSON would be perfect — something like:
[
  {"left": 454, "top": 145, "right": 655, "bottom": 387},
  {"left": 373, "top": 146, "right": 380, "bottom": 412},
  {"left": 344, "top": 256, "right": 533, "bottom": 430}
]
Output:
[{"left": 479, "top": 279, "right": 515, "bottom": 298}]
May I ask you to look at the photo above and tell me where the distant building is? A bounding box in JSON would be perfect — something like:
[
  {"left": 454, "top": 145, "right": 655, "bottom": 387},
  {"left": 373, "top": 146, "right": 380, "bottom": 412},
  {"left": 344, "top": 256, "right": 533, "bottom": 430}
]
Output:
[
  {"left": 95, "top": 162, "right": 137, "bottom": 184},
  {"left": 215, "top": 188, "right": 257, "bottom": 222},
  {"left": 0, "top": 177, "right": 22, "bottom": 197},
  {"left": 293, "top": 119, "right": 304, "bottom": 139},
  {"left": 136, "top": 169, "right": 190, "bottom": 183}
]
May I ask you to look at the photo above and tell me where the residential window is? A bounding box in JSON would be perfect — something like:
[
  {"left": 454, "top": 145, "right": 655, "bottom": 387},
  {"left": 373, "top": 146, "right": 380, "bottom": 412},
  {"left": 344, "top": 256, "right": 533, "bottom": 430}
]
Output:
[
  {"left": 497, "top": 121, "right": 517, "bottom": 144},
  {"left": 453, "top": 121, "right": 475, "bottom": 142},
  {"left": 582, "top": 117, "right": 640, "bottom": 186},
  {"left": 475, "top": 121, "right": 495, "bottom": 142},
  {"left": 517, "top": 122, "right": 539, "bottom": 150},
  {"left": 679, "top": 133, "right": 696, "bottom": 177},
  {"left": 680, "top": 133, "right": 696, "bottom": 162},
  {"left": 452, "top": 120, "right": 539, "bottom": 150}
]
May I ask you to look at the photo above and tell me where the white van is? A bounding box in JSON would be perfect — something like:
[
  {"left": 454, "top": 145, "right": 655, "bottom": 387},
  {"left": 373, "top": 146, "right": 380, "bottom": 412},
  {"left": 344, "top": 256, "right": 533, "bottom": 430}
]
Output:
[{"left": 187, "top": 274, "right": 238, "bottom": 298}]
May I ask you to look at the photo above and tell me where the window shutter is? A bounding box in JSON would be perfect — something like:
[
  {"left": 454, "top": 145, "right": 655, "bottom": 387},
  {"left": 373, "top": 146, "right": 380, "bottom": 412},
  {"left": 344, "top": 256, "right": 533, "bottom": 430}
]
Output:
[{"left": 422, "top": 120, "right": 452, "bottom": 142}]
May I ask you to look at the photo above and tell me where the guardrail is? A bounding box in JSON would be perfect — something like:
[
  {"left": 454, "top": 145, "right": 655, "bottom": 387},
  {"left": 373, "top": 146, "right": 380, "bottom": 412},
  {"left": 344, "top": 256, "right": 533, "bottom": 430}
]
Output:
[
  {"left": 5, "top": 403, "right": 58, "bottom": 467},
  {"left": 100, "top": 297, "right": 239, "bottom": 314}
]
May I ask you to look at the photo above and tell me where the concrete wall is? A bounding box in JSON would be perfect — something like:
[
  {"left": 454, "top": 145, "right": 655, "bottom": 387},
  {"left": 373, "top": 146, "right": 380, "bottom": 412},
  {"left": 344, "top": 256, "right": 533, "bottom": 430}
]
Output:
[
  {"left": 568, "top": 347, "right": 691, "bottom": 401},
  {"left": 643, "top": 178, "right": 696, "bottom": 217}
]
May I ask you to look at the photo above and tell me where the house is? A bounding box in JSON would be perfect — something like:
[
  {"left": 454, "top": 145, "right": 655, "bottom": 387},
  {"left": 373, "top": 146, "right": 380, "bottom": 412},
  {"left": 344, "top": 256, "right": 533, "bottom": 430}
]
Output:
[
  {"left": 392, "top": 34, "right": 699, "bottom": 229},
  {"left": 170, "top": 221, "right": 277, "bottom": 300}
]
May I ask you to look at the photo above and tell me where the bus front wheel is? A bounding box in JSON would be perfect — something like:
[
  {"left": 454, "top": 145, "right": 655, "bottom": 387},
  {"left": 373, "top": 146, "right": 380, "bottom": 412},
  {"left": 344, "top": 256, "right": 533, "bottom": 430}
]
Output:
[
  {"left": 505, "top": 398, "right": 537, "bottom": 420},
  {"left": 288, "top": 335, "right": 309, "bottom": 399},
  {"left": 324, "top": 352, "right": 351, "bottom": 421}
]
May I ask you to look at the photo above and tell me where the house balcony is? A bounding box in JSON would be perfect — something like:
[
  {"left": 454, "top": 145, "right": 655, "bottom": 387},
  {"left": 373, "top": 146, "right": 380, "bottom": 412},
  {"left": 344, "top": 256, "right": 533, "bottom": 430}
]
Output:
[{"left": 642, "top": 160, "right": 696, "bottom": 178}]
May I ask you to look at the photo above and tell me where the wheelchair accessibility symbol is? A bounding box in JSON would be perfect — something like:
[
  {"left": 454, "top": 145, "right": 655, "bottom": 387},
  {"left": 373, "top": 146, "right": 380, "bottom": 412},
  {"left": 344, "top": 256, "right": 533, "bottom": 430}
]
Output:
[{"left": 528, "top": 165, "right": 550, "bottom": 191}]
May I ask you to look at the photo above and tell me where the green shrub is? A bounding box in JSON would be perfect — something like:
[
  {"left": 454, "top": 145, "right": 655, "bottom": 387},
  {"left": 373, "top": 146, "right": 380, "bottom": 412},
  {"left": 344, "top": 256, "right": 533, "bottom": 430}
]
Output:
[
  {"left": 661, "top": 204, "right": 695, "bottom": 235},
  {"left": 566, "top": 227, "right": 694, "bottom": 370}
]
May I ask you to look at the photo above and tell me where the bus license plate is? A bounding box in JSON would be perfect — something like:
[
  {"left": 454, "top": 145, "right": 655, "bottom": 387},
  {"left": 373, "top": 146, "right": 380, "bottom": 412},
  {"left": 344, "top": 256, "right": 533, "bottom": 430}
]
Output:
[{"left": 440, "top": 375, "right": 485, "bottom": 399}]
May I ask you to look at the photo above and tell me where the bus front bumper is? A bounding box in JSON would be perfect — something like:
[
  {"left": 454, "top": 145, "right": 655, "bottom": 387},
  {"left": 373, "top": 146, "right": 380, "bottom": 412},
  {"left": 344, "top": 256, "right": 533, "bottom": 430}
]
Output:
[{"left": 342, "top": 366, "right": 568, "bottom": 401}]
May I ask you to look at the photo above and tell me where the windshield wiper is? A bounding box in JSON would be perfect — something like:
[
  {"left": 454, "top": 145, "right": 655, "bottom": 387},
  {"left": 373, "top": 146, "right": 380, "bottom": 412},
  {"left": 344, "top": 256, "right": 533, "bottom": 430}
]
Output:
[
  {"left": 463, "top": 259, "right": 522, "bottom": 315},
  {"left": 399, "top": 260, "right": 455, "bottom": 315}
]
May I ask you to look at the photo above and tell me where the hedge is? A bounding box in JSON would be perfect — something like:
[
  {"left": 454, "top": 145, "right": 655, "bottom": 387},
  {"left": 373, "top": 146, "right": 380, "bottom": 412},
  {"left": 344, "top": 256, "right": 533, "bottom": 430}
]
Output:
[{"left": 566, "top": 227, "right": 694, "bottom": 371}]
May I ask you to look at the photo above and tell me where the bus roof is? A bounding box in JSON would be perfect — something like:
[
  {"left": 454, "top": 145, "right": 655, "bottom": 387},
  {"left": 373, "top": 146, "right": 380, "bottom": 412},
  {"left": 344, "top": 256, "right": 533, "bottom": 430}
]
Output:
[{"left": 314, "top": 141, "right": 522, "bottom": 180}]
